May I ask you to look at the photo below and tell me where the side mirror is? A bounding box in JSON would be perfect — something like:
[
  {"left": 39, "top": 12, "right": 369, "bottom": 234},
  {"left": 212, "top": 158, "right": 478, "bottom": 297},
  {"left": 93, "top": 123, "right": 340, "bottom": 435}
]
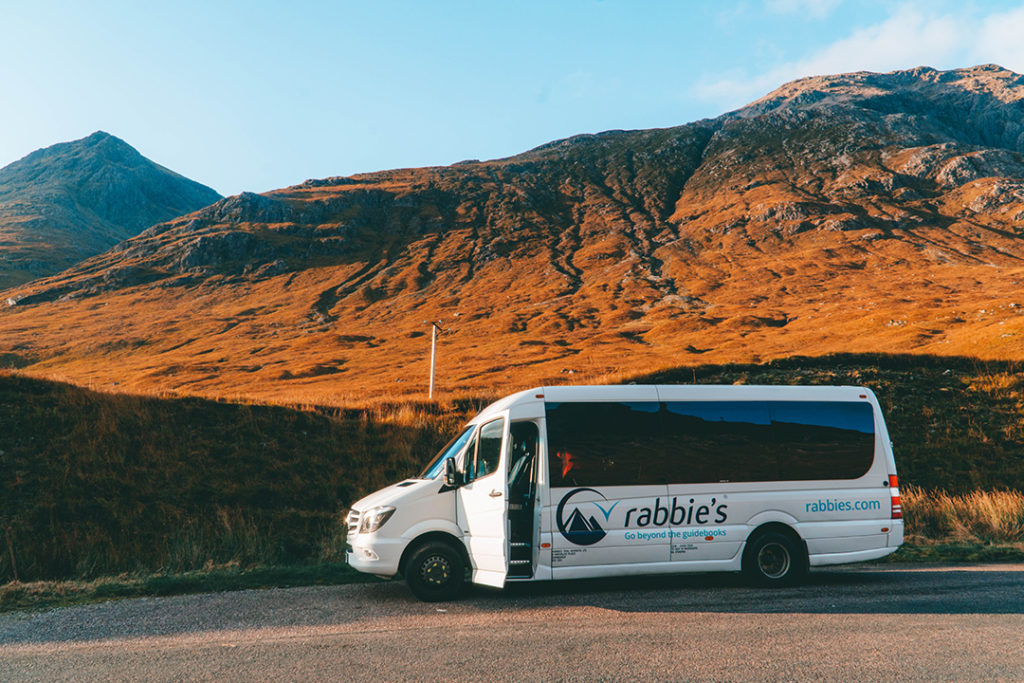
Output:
[{"left": 444, "top": 457, "right": 462, "bottom": 487}]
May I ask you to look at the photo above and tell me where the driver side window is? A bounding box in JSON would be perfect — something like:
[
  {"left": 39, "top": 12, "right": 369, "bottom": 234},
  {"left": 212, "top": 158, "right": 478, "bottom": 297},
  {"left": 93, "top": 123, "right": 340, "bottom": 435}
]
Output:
[{"left": 465, "top": 418, "right": 504, "bottom": 483}]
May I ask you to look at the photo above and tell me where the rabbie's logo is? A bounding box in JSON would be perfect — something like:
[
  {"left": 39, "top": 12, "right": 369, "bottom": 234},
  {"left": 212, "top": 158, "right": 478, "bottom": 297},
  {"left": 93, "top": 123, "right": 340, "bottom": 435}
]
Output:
[
  {"left": 556, "top": 488, "right": 619, "bottom": 546},
  {"left": 557, "top": 488, "right": 730, "bottom": 547}
]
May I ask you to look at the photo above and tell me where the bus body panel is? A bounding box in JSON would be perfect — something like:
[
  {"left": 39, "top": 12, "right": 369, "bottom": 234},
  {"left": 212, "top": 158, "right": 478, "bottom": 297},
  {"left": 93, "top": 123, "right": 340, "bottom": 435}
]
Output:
[
  {"left": 457, "top": 465, "right": 508, "bottom": 587},
  {"left": 346, "top": 384, "right": 903, "bottom": 591},
  {"left": 548, "top": 485, "right": 670, "bottom": 571},
  {"left": 810, "top": 546, "right": 896, "bottom": 566},
  {"left": 346, "top": 482, "right": 457, "bottom": 577},
  {"left": 401, "top": 517, "right": 465, "bottom": 545},
  {"left": 551, "top": 557, "right": 743, "bottom": 581}
]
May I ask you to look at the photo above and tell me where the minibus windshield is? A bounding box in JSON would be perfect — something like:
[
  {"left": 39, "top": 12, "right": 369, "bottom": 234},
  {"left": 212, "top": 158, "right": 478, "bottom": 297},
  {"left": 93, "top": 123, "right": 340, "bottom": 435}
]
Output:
[{"left": 419, "top": 425, "right": 475, "bottom": 479}]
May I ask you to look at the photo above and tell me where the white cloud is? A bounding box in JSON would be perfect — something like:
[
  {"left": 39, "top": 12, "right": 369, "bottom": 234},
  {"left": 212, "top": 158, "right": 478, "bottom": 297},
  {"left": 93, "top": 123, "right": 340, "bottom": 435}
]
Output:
[
  {"left": 793, "top": 7, "right": 960, "bottom": 74},
  {"left": 765, "top": 0, "right": 843, "bottom": 19},
  {"left": 695, "top": 4, "right": 992, "bottom": 111},
  {"left": 973, "top": 5, "right": 1024, "bottom": 73}
]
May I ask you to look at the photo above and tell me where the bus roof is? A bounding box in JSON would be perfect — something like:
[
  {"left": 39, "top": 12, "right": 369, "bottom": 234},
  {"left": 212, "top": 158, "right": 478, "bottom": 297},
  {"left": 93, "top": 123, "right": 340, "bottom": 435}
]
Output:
[{"left": 471, "top": 384, "right": 878, "bottom": 423}]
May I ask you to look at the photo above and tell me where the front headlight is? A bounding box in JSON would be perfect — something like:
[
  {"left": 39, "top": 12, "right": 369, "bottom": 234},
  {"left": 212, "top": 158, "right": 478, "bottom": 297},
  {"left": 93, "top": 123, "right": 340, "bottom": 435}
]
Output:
[{"left": 358, "top": 506, "right": 396, "bottom": 533}]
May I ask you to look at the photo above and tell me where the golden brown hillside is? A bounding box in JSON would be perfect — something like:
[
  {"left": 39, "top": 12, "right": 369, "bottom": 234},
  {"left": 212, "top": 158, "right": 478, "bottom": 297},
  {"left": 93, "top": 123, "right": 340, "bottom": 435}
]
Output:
[{"left": 2, "top": 65, "right": 1023, "bottom": 404}]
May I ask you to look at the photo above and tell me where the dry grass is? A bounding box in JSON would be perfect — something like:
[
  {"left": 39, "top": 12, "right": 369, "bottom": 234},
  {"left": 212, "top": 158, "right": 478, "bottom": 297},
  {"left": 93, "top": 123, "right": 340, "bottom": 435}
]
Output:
[
  {"left": 0, "top": 563, "right": 367, "bottom": 613},
  {"left": 4, "top": 355, "right": 1024, "bottom": 584},
  {"left": 904, "top": 486, "right": 1024, "bottom": 544},
  {"left": 0, "top": 372, "right": 476, "bottom": 583}
]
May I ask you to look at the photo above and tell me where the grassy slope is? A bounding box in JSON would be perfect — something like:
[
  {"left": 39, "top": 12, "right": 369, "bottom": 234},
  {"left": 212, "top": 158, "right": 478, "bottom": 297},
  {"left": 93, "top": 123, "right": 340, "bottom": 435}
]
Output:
[
  {"left": 0, "top": 372, "right": 477, "bottom": 581},
  {"left": 2, "top": 352, "right": 1023, "bottom": 584}
]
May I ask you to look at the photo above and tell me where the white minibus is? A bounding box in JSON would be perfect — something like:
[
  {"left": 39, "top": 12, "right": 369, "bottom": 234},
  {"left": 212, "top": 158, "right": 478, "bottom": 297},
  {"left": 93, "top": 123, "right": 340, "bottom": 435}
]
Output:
[{"left": 346, "top": 385, "right": 903, "bottom": 601}]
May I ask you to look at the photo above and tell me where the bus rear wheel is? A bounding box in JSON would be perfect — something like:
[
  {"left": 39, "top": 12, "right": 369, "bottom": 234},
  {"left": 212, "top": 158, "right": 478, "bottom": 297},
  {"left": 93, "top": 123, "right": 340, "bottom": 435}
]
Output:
[
  {"left": 743, "top": 531, "right": 807, "bottom": 587},
  {"left": 406, "top": 541, "right": 465, "bottom": 602}
]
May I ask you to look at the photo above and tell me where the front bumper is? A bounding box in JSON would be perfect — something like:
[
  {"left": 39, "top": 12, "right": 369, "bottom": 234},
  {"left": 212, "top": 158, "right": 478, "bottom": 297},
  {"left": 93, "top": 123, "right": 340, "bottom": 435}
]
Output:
[{"left": 346, "top": 536, "right": 406, "bottom": 578}]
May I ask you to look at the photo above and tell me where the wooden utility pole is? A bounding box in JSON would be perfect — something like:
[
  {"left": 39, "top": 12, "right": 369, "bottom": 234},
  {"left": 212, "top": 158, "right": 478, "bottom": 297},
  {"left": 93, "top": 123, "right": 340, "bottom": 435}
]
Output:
[
  {"left": 428, "top": 321, "right": 442, "bottom": 399},
  {"left": 4, "top": 524, "right": 17, "bottom": 583}
]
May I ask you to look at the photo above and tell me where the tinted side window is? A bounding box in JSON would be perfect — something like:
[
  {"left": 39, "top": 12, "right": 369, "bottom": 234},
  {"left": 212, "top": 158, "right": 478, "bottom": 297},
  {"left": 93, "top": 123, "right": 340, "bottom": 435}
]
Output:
[
  {"left": 661, "top": 402, "right": 775, "bottom": 483},
  {"left": 547, "top": 402, "right": 662, "bottom": 487},
  {"left": 771, "top": 402, "right": 875, "bottom": 480},
  {"left": 546, "top": 399, "right": 877, "bottom": 486}
]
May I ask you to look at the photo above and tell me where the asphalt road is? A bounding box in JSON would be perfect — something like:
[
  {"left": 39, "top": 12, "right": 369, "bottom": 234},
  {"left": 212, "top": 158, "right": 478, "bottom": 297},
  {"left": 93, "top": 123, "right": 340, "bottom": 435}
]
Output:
[{"left": 2, "top": 564, "right": 1023, "bottom": 682}]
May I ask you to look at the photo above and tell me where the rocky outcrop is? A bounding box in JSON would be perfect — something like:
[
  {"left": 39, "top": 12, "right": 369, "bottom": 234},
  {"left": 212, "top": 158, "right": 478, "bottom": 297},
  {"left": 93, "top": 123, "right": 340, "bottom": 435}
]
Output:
[{"left": 12, "top": 66, "right": 1024, "bottom": 306}]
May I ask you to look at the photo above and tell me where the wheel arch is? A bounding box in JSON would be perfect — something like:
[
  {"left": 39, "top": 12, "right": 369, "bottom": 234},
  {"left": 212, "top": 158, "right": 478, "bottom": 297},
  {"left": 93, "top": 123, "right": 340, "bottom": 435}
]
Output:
[
  {"left": 745, "top": 521, "right": 807, "bottom": 552},
  {"left": 742, "top": 521, "right": 809, "bottom": 569},
  {"left": 398, "top": 531, "right": 470, "bottom": 577}
]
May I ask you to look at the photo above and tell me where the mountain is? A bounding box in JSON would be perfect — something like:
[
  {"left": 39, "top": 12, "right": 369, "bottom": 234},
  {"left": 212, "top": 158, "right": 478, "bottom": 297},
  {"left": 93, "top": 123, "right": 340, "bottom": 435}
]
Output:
[
  {"left": 0, "top": 131, "right": 221, "bottom": 289},
  {"left": 2, "top": 66, "right": 1023, "bottom": 403}
]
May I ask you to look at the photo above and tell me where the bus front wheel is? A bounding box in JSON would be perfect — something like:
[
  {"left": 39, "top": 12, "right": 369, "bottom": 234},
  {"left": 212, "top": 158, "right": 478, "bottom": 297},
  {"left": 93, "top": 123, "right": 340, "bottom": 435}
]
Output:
[
  {"left": 405, "top": 541, "right": 465, "bottom": 602},
  {"left": 743, "top": 531, "right": 807, "bottom": 587}
]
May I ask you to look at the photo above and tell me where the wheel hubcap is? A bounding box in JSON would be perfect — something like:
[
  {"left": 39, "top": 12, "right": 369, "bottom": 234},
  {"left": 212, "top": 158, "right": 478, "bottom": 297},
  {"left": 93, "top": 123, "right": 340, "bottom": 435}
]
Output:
[
  {"left": 757, "top": 542, "right": 790, "bottom": 579},
  {"left": 420, "top": 555, "right": 451, "bottom": 586}
]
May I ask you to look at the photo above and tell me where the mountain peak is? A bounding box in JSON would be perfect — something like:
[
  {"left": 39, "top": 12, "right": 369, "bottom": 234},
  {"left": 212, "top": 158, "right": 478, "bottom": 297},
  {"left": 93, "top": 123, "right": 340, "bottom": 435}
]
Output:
[
  {"left": 943, "top": 64, "right": 1024, "bottom": 100},
  {"left": 3, "top": 131, "right": 145, "bottom": 180},
  {"left": 0, "top": 133, "right": 221, "bottom": 289},
  {"left": 75, "top": 130, "right": 115, "bottom": 145},
  {"left": 730, "top": 65, "right": 1024, "bottom": 155},
  {"left": 78, "top": 130, "right": 133, "bottom": 152},
  {"left": 739, "top": 64, "right": 1024, "bottom": 118}
]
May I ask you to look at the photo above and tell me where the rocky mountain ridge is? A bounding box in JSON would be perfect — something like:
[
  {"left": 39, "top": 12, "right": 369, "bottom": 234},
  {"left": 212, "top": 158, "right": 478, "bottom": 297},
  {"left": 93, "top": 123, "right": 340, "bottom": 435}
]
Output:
[
  {"left": 2, "top": 65, "right": 1023, "bottom": 402},
  {"left": 0, "top": 131, "right": 221, "bottom": 289}
]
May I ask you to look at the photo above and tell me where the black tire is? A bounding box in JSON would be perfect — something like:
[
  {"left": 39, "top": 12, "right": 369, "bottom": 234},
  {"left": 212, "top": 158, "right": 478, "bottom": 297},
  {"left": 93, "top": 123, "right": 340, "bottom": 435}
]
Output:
[
  {"left": 405, "top": 541, "right": 465, "bottom": 602},
  {"left": 743, "top": 531, "right": 807, "bottom": 587}
]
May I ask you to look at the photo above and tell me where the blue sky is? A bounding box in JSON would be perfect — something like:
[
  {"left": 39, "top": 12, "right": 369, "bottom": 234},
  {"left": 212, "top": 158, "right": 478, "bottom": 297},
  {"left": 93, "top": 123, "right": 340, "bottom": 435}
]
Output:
[{"left": 3, "top": 0, "right": 1024, "bottom": 196}]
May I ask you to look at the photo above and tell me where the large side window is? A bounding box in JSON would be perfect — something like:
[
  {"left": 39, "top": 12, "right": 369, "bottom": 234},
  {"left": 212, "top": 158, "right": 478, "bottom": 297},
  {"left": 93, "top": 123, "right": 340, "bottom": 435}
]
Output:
[
  {"left": 547, "top": 402, "right": 662, "bottom": 487},
  {"left": 770, "top": 402, "right": 874, "bottom": 480},
  {"left": 660, "top": 402, "right": 775, "bottom": 483},
  {"left": 467, "top": 418, "right": 504, "bottom": 482},
  {"left": 545, "top": 400, "right": 876, "bottom": 486}
]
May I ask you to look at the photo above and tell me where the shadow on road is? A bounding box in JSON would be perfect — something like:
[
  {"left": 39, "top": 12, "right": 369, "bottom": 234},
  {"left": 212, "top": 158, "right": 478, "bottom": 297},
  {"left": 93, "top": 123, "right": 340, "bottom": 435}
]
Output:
[
  {"left": 482, "top": 564, "right": 1024, "bottom": 615},
  {"left": 2, "top": 564, "right": 1021, "bottom": 647}
]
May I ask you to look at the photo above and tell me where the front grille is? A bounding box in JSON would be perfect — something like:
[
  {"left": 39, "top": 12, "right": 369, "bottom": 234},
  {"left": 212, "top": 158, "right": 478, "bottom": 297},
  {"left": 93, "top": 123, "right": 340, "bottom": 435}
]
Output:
[{"left": 346, "top": 509, "right": 361, "bottom": 536}]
